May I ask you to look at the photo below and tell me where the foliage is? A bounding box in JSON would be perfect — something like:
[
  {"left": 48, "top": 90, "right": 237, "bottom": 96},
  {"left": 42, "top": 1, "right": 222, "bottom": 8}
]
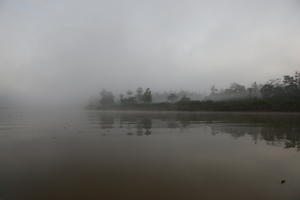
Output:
[
  {"left": 142, "top": 88, "right": 152, "bottom": 103},
  {"left": 261, "top": 72, "right": 300, "bottom": 99},
  {"left": 88, "top": 71, "right": 300, "bottom": 112},
  {"left": 167, "top": 93, "right": 178, "bottom": 103},
  {"left": 136, "top": 87, "right": 144, "bottom": 103},
  {"left": 179, "top": 95, "right": 191, "bottom": 102},
  {"left": 99, "top": 89, "right": 114, "bottom": 106}
]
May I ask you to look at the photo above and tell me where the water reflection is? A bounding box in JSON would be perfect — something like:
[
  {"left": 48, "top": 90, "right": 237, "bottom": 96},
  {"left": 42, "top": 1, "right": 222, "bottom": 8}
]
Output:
[
  {"left": 121, "top": 114, "right": 152, "bottom": 136},
  {"left": 88, "top": 111, "right": 300, "bottom": 151},
  {"left": 209, "top": 125, "right": 300, "bottom": 150},
  {"left": 1, "top": 110, "right": 300, "bottom": 200}
]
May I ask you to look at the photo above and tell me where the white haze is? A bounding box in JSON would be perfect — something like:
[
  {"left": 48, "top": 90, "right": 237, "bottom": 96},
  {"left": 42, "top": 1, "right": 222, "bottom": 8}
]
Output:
[{"left": 0, "top": 0, "right": 300, "bottom": 105}]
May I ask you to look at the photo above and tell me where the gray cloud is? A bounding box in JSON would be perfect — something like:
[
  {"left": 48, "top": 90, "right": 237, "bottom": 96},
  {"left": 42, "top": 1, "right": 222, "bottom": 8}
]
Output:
[{"left": 0, "top": 0, "right": 300, "bottom": 104}]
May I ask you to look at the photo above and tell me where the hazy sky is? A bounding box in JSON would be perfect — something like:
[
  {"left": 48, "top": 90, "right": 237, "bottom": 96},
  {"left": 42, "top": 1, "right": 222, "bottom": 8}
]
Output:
[{"left": 0, "top": 0, "right": 300, "bottom": 104}]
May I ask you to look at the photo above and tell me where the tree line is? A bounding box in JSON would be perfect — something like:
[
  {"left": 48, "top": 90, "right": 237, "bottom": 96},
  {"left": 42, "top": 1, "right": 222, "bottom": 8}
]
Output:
[
  {"left": 88, "top": 71, "right": 300, "bottom": 111},
  {"left": 97, "top": 87, "right": 153, "bottom": 107}
]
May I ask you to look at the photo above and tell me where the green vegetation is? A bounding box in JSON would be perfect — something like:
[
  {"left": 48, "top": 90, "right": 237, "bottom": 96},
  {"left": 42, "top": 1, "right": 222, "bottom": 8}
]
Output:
[{"left": 88, "top": 71, "right": 300, "bottom": 112}]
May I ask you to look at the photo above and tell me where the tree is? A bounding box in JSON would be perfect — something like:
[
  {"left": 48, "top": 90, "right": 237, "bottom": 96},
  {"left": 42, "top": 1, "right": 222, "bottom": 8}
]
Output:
[
  {"left": 229, "top": 83, "right": 247, "bottom": 94},
  {"left": 260, "top": 76, "right": 298, "bottom": 99},
  {"left": 179, "top": 95, "right": 191, "bottom": 102},
  {"left": 210, "top": 85, "right": 218, "bottom": 95},
  {"left": 136, "top": 87, "right": 144, "bottom": 103},
  {"left": 248, "top": 82, "right": 260, "bottom": 98},
  {"left": 120, "top": 92, "right": 137, "bottom": 105},
  {"left": 119, "top": 94, "right": 125, "bottom": 104},
  {"left": 127, "top": 90, "right": 133, "bottom": 96},
  {"left": 283, "top": 75, "right": 299, "bottom": 97},
  {"left": 295, "top": 71, "right": 300, "bottom": 87},
  {"left": 143, "top": 88, "right": 152, "bottom": 103},
  {"left": 100, "top": 89, "right": 114, "bottom": 106},
  {"left": 283, "top": 75, "right": 296, "bottom": 86},
  {"left": 167, "top": 93, "right": 178, "bottom": 103},
  {"left": 260, "top": 83, "right": 275, "bottom": 98}
]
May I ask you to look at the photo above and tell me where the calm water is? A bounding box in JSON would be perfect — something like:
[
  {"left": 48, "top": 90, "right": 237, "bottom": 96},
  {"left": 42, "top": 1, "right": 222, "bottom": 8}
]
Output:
[{"left": 0, "top": 110, "right": 299, "bottom": 200}]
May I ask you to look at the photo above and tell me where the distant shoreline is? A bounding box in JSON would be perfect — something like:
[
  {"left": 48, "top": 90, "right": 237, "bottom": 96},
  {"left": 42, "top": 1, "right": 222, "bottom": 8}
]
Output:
[
  {"left": 87, "top": 110, "right": 300, "bottom": 116},
  {"left": 87, "top": 99, "right": 300, "bottom": 113}
]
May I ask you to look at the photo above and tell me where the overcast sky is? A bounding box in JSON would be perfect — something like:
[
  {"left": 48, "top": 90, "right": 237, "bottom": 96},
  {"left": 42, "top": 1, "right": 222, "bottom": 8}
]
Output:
[{"left": 0, "top": 0, "right": 300, "bottom": 104}]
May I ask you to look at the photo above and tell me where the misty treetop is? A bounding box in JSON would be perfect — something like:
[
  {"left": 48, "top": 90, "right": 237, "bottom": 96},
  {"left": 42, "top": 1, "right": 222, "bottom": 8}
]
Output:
[
  {"left": 261, "top": 72, "right": 300, "bottom": 99},
  {"left": 88, "top": 71, "right": 300, "bottom": 111},
  {"left": 99, "top": 89, "right": 115, "bottom": 106},
  {"left": 207, "top": 82, "right": 261, "bottom": 101},
  {"left": 119, "top": 88, "right": 152, "bottom": 105}
]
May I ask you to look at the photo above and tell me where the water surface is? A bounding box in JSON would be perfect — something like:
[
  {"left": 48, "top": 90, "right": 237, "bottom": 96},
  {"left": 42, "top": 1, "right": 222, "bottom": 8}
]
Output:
[{"left": 0, "top": 110, "right": 299, "bottom": 200}]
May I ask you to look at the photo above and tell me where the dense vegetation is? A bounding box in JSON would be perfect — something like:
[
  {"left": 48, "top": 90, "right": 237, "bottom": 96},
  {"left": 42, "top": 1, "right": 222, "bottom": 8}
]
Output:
[{"left": 88, "top": 71, "right": 300, "bottom": 112}]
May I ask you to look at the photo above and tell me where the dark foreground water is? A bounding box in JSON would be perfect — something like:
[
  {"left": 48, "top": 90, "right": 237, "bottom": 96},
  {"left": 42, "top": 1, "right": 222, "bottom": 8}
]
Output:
[{"left": 0, "top": 110, "right": 299, "bottom": 200}]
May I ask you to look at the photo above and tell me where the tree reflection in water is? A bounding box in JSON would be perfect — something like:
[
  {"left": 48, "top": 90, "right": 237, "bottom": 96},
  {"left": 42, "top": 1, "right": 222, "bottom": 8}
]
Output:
[{"left": 89, "top": 111, "right": 300, "bottom": 151}]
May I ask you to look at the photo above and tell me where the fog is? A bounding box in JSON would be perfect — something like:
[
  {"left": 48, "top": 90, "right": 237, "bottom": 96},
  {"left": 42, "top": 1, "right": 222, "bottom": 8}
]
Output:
[{"left": 0, "top": 0, "right": 300, "bottom": 105}]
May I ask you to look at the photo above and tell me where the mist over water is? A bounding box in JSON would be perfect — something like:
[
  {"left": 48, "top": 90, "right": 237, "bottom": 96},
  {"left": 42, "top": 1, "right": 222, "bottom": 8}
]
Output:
[
  {"left": 0, "top": 0, "right": 300, "bottom": 105},
  {"left": 1, "top": 1, "right": 300, "bottom": 199}
]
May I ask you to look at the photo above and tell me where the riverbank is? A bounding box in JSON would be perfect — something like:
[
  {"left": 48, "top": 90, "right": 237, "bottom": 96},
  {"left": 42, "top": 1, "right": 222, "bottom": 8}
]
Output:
[{"left": 88, "top": 98, "right": 300, "bottom": 112}]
